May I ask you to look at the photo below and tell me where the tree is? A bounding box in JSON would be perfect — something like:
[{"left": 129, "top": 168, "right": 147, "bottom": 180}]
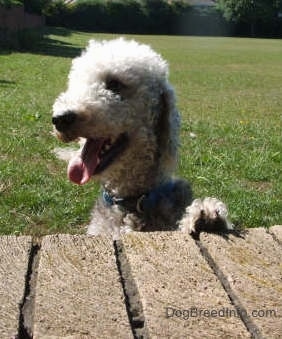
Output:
[
  {"left": 217, "top": 0, "right": 282, "bottom": 36},
  {"left": 23, "top": 0, "right": 52, "bottom": 15}
]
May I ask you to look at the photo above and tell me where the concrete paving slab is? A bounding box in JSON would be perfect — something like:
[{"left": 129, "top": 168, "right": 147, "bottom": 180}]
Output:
[
  {"left": 122, "top": 232, "right": 249, "bottom": 338},
  {"left": 200, "top": 228, "right": 282, "bottom": 339},
  {"left": 33, "top": 235, "right": 132, "bottom": 338},
  {"left": 269, "top": 225, "right": 282, "bottom": 243},
  {"left": 0, "top": 236, "right": 32, "bottom": 338}
]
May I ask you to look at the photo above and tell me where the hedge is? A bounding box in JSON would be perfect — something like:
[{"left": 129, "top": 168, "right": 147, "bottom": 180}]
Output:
[{"left": 46, "top": 0, "right": 231, "bottom": 36}]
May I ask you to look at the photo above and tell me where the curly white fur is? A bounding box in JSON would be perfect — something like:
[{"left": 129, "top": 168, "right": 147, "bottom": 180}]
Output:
[{"left": 52, "top": 38, "right": 233, "bottom": 238}]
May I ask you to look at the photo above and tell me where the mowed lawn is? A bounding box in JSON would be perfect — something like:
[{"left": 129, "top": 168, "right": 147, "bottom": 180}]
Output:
[{"left": 0, "top": 28, "right": 281, "bottom": 235}]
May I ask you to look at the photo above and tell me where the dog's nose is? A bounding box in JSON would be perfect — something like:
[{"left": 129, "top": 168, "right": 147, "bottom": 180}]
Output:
[{"left": 52, "top": 111, "right": 76, "bottom": 132}]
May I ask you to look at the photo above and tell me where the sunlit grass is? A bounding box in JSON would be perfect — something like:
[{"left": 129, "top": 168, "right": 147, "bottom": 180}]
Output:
[{"left": 0, "top": 28, "right": 281, "bottom": 235}]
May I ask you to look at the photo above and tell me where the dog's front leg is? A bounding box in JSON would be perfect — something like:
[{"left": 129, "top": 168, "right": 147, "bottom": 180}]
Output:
[{"left": 87, "top": 199, "right": 123, "bottom": 239}]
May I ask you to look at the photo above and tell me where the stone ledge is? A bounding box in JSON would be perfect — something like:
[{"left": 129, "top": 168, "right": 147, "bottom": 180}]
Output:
[{"left": 0, "top": 226, "right": 281, "bottom": 338}]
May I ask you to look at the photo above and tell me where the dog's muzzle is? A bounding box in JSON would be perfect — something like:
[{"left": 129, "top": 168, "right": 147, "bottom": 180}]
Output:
[{"left": 52, "top": 110, "right": 76, "bottom": 132}]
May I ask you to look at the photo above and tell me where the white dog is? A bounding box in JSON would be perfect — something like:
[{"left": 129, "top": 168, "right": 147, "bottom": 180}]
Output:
[{"left": 52, "top": 38, "right": 233, "bottom": 238}]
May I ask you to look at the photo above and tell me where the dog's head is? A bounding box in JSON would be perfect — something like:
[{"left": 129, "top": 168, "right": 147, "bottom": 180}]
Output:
[{"left": 52, "top": 38, "right": 180, "bottom": 190}]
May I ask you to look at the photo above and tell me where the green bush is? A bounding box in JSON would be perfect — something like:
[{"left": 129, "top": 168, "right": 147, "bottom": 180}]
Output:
[
  {"left": 45, "top": 0, "right": 231, "bottom": 36},
  {"left": 44, "top": 0, "right": 70, "bottom": 26},
  {"left": 46, "top": 0, "right": 194, "bottom": 34},
  {"left": 105, "top": 0, "right": 145, "bottom": 33}
]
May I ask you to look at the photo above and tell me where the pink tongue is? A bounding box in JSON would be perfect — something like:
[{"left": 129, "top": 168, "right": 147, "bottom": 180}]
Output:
[{"left": 67, "top": 138, "right": 104, "bottom": 185}]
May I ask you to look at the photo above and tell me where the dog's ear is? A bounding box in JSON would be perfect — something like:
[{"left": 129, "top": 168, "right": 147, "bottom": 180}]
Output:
[{"left": 156, "top": 83, "right": 180, "bottom": 175}]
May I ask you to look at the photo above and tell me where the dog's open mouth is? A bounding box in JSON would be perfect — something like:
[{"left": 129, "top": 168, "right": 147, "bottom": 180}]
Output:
[{"left": 67, "top": 133, "right": 129, "bottom": 185}]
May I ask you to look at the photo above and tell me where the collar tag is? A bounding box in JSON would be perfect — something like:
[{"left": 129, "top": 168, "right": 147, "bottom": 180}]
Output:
[{"left": 102, "top": 190, "right": 115, "bottom": 206}]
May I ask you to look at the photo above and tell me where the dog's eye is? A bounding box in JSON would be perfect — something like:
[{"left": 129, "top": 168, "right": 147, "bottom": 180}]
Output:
[{"left": 105, "top": 78, "right": 125, "bottom": 95}]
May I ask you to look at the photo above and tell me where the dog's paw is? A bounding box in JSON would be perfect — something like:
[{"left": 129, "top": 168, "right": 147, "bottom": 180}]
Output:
[{"left": 179, "top": 197, "right": 233, "bottom": 236}]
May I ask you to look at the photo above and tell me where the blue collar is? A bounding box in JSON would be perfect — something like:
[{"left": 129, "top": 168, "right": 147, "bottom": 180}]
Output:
[
  {"left": 102, "top": 190, "right": 146, "bottom": 213},
  {"left": 102, "top": 180, "right": 179, "bottom": 215}
]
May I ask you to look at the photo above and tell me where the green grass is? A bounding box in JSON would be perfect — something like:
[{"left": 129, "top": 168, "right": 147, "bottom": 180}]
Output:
[{"left": 0, "top": 27, "right": 281, "bottom": 235}]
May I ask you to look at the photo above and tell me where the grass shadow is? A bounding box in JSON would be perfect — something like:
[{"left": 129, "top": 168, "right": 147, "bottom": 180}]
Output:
[
  {"left": 35, "top": 36, "right": 81, "bottom": 58},
  {"left": 45, "top": 26, "right": 72, "bottom": 37},
  {"left": 32, "top": 27, "right": 82, "bottom": 58},
  {"left": 0, "top": 48, "right": 12, "bottom": 55},
  {"left": 0, "top": 79, "right": 16, "bottom": 87},
  {"left": 0, "top": 26, "right": 82, "bottom": 58}
]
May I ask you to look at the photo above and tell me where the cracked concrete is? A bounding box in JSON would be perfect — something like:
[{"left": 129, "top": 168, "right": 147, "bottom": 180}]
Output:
[{"left": 0, "top": 226, "right": 281, "bottom": 338}]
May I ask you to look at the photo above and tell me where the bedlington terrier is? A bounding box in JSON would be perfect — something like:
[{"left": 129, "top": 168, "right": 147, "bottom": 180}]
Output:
[{"left": 52, "top": 38, "right": 233, "bottom": 238}]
